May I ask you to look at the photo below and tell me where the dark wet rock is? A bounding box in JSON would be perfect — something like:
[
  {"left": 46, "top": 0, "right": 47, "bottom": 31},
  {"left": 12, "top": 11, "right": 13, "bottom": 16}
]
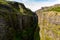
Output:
[{"left": 0, "top": 1, "right": 40, "bottom": 40}]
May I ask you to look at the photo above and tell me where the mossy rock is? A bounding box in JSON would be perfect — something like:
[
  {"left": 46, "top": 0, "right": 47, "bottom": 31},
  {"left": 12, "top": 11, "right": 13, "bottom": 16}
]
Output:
[{"left": 0, "top": 1, "right": 40, "bottom": 40}]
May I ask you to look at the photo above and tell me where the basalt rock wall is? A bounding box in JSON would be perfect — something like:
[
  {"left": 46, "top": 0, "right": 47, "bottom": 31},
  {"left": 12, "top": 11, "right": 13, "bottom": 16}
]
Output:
[{"left": 0, "top": 1, "right": 40, "bottom": 40}]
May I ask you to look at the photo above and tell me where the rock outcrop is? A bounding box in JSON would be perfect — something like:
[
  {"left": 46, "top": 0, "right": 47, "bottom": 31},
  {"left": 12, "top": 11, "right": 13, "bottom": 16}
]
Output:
[
  {"left": 36, "top": 4, "right": 60, "bottom": 40},
  {"left": 0, "top": 1, "right": 40, "bottom": 40}
]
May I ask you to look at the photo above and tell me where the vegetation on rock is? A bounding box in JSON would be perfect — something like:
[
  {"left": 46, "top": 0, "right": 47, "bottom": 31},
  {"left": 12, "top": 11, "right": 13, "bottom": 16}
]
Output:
[
  {"left": 36, "top": 4, "right": 60, "bottom": 40},
  {"left": 0, "top": 1, "right": 40, "bottom": 40}
]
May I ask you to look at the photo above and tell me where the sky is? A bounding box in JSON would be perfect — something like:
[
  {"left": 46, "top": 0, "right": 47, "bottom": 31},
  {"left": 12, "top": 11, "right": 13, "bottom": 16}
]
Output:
[{"left": 8, "top": 0, "right": 60, "bottom": 11}]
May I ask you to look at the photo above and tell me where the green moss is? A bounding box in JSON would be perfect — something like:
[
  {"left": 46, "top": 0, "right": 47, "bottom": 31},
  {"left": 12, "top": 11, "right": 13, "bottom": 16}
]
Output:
[
  {"left": 34, "top": 25, "right": 40, "bottom": 40},
  {"left": 45, "top": 35, "right": 53, "bottom": 40},
  {"left": 49, "top": 7, "right": 60, "bottom": 12},
  {"left": 42, "top": 6, "right": 60, "bottom": 12}
]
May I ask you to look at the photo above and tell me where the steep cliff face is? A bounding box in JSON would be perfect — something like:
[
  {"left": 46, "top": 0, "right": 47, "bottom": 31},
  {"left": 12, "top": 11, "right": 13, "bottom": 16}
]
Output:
[
  {"left": 36, "top": 4, "right": 60, "bottom": 40},
  {"left": 0, "top": 1, "right": 40, "bottom": 40}
]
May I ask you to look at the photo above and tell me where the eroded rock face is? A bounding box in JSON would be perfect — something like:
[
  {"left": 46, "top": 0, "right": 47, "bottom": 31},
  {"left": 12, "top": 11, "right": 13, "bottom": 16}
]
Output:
[
  {"left": 0, "top": 1, "right": 40, "bottom": 40},
  {"left": 0, "top": 15, "right": 6, "bottom": 40},
  {"left": 36, "top": 10, "right": 60, "bottom": 40}
]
